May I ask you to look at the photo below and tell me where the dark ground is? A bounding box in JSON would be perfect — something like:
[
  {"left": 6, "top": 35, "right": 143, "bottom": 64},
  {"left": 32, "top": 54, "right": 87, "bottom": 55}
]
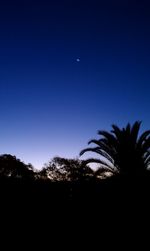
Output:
[{"left": 0, "top": 175, "right": 149, "bottom": 247}]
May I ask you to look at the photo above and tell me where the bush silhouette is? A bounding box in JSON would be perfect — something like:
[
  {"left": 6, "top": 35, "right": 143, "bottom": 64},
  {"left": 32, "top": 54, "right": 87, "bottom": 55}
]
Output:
[
  {"left": 0, "top": 154, "right": 35, "bottom": 179},
  {"left": 39, "top": 156, "right": 94, "bottom": 181}
]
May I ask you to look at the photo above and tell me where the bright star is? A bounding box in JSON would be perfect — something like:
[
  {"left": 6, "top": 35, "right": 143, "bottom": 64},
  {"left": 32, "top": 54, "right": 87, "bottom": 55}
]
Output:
[{"left": 76, "top": 58, "right": 80, "bottom": 62}]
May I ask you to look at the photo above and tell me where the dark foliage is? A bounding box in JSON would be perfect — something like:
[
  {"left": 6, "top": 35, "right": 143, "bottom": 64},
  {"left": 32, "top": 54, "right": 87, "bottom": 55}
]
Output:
[
  {"left": 0, "top": 121, "right": 150, "bottom": 241},
  {"left": 0, "top": 154, "right": 35, "bottom": 179},
  {"left": 39, "top": 156, "right": 94, "bottom": 181},
  {"left": 80, "top": 121, "right": 150, "bottom": 177}
]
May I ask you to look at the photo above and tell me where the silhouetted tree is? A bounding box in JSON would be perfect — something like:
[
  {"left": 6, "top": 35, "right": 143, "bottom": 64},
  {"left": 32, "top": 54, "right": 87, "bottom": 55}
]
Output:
[
  {"left": 40, "top": 157, "right": 94, "bottom": 181},
  {"left": 80, "top": 121, "right": 150, "bottom": 177},
  {"left": 0, "top": 154, "right": 35, "bottom": 179}
]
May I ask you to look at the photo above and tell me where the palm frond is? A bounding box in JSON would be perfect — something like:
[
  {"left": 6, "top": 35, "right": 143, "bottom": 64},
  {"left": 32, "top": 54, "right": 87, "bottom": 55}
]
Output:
[
  {"left": 111, "top": 124, "right": 122, "bottom": 139},
  {"left": 141, "top": 137, "right": 150, "bottom": 152},
  {"left": 137, "top": 130, "right": 150, "bottom": 146},
  {"left": 87, "top": 139, "right": 115, "bottom": 164},
  {"left": 131, "top": 121, "right": 141, "bottom": 143},
  {"left": 80, "top": 147, "right": 100, "bottom": 156},
  {"left": 83, "top": 158, "right": 115, "bottom": 172},
  {"left": 144, "top": 155, "right": 150, "bottom": 165},
  {"left": 97, "top": 130, "right": 118, "bottom": 147},
  {"left": 126, "top": 123, "right": 131, "bottom": 134},
  {"left": 89, "top": 139, "right": 117, "bottom": 156}
]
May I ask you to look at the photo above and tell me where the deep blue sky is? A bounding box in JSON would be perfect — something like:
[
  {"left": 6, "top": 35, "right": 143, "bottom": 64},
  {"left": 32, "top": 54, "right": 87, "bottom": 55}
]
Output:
[{"left": 0, "top": 0, "right": 150, "bottom": 168}]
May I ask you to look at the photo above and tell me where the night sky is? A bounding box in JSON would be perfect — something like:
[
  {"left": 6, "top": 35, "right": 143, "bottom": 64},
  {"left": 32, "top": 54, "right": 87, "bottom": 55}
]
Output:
[{"left": 0, "top": 0, "right": 150, "bottom": 168}]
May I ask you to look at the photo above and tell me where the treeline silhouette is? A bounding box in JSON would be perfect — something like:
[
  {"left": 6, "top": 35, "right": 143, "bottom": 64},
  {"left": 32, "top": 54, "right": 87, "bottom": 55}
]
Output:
[
  {"left": 0, "top": 120, "right": 149, "bottom": 247},
  {"left": 0, "top": 121, "right": 150, "bottom": 216}
]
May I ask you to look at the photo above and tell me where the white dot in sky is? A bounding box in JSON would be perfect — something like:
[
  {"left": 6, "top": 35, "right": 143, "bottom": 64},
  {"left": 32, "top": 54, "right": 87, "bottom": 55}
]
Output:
[{"left": 76, "top": 58, "right": 80, "bottom": 62}]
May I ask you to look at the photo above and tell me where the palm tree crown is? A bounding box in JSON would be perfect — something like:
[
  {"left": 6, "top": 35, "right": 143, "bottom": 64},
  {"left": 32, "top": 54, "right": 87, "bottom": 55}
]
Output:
[{"left": 80, "top": 121, "right": 150, "bottom": 176}]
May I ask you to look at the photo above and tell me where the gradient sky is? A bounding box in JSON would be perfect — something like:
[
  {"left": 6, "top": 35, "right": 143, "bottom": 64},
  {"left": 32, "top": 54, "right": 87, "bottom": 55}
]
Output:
[{"left": 0, "top": 0, "right": 150, "bottom": 169}]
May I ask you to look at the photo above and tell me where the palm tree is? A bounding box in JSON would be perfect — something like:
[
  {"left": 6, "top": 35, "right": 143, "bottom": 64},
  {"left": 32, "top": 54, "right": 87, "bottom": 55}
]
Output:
[{"left": 80, "top": 121, "right": 150, "bottom": 177}]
